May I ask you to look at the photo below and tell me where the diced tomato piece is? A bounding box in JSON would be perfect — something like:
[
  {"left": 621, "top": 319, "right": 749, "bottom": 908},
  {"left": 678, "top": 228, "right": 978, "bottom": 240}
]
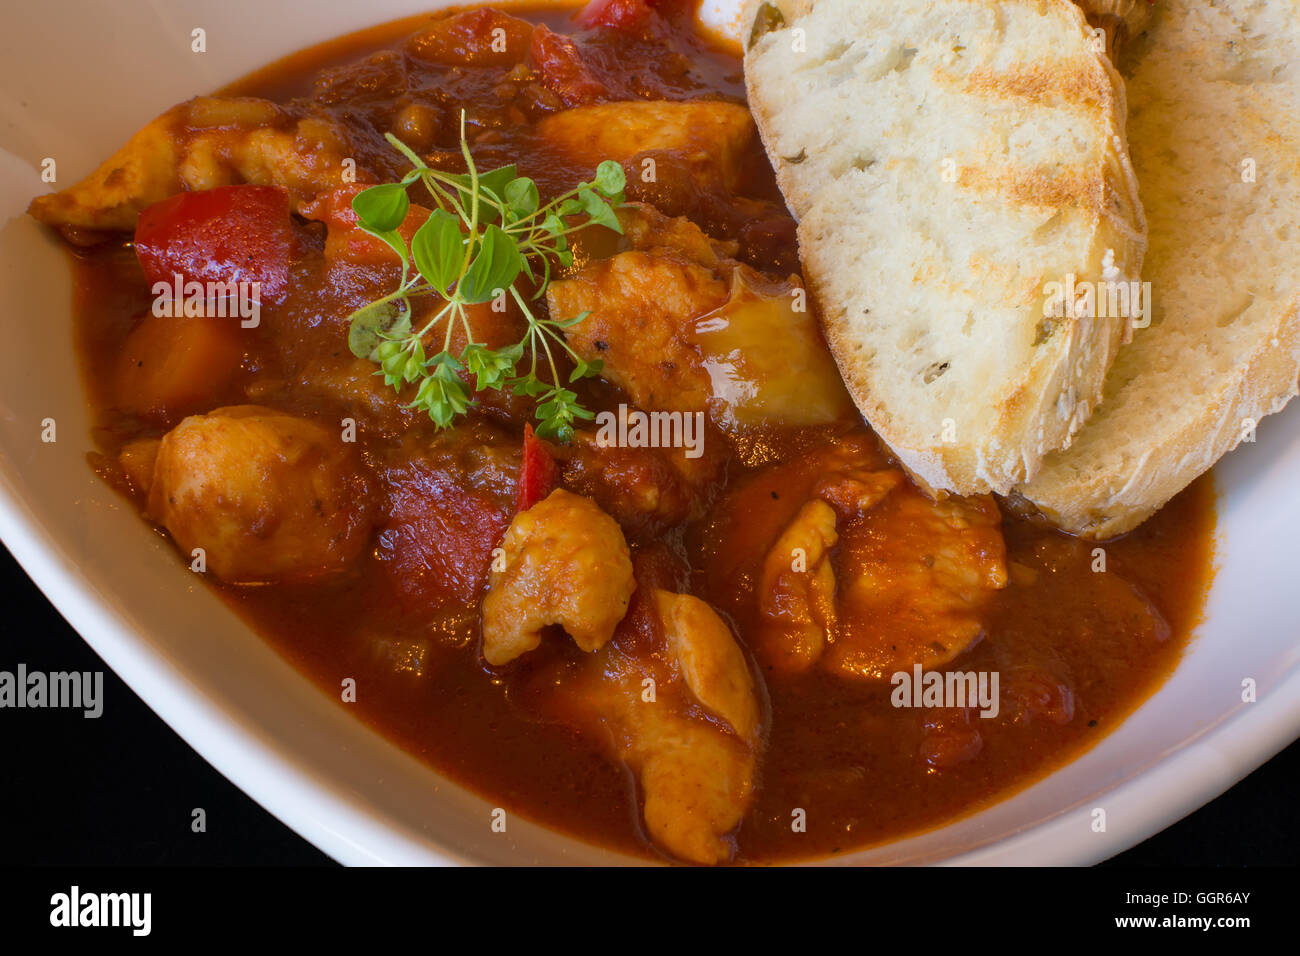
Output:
[
  {"left": 407, "top": 9, "right": 534, "bottom": 66},
  {"left": 517, "top": 424, "right": 559, "bottom": 512},
  {"left": 377, "top": 458, "right": 511, "bottom": 612},
  {"left": 529, "top": 25, "right": 609, "bottom": 107},
  {"left": 299, "top": 184, "right": 432, "bottom": 267},
  {"left": 577, "top": 0, "right": 657, "bottom": 31},
  {"left": 134, "top": 185, "right": 293, "bottom": 305},
  {"left": 112, "top": 310, "right": 245, "bottom": 422}
]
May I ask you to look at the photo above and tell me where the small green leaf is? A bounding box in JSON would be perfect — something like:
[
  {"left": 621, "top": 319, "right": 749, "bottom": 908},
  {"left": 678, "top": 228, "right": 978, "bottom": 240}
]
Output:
[
  {"left": 476, "top": 165, "right": 517, "bottom": 200},
  {"left": 460, "top": 224, "right": 523, "bottom": 303},
  {"left": 429, "top": 349, "right": 464, "bottom": 376},
  {"left": 504, "top": 177, "right": 539, "bottom": 218},
  {"left": 592, "top": 161, "right": 625, "bottom": 197},
  {"left": 578, "top": 188, "right": 620, "bottom": 232},
  {"left": 509, "top": 376, "right": 551, "bottom": 398},
  {"left": 380, "top": 345, "right": 408, "bottom": 385},
  {"left": 448, "top": 164, "right": 518, "bottom": 220},
  {"left": 352, "top": 183, "right": 410, "bottom": 232},
  {"left": 357, "top": 227, "right": 410, "bottom": 268},
  {"left": 347, "top": 300, "right": 403, "bottom": 360},
  {"left": 376, "top": 339, "right": 404, "bottom": 363},
  {"left": 411, "top": 210, "right": 464, "bottom": 295},
  {"left": 463, "top": 342, "right": 520, "bottom": 392},
  {"left": 568, "top": 355, "right": 604, "bottom": 383},
  {"left": 541, "top": 212, "right": 566, "bottom": 238}
]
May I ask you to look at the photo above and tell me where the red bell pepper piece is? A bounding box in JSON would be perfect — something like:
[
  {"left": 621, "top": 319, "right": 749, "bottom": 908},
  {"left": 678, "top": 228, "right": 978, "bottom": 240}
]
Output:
[
  {"left": 134, "top": 185, "right": 294, "bottom": 305},
  {"left": 299, "top": 184, "right": 432, "bottom": 267},
  {"left": 517, "top": 423, "right": 559, "bottom": 512}
]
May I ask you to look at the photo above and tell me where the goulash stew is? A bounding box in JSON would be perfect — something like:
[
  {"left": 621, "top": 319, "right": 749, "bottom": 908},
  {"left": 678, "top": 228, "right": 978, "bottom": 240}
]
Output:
[{"left": 29, "top": 1, "right": 1214, "bottom": 864}]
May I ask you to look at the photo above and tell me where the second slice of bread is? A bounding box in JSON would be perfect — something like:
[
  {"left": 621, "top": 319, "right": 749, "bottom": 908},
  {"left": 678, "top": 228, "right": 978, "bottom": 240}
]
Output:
[{"left": 1018, "top": 0, "right": 1300, "bottom": 537}]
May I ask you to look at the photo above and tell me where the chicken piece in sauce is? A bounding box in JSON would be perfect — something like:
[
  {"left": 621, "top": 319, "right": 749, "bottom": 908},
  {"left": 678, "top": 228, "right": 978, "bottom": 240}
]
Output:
[
  {"left": 823, "top": 487, "right": 1008, "bottom": 681},
  {"left": 481, "top": 488, "right": 636, "bottom": 665},
  {"left": 705, "top": 436, "right": 1009, "bottom": 681},
  {"left": 28, "top": 96, "right": 365, "bottom": 233},
  {"left": 757, "top": 499, "right": 840, "bottom": 674},
  {"left": 551, "top": 248, "right": 725, "bottom": 414},
  {"left": 141, "top": 405, "right": 373, "bottom": 583},
  {"left": 550, "top": 204, "right": 852, "bottom": 429},
  {"left": 535, "top": 547, "right": 761, "bottom": 864}
]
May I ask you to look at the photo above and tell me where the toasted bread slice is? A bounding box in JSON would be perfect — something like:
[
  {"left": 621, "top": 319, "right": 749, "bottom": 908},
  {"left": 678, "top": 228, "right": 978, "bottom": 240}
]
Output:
[
  {"left": 1018, "top": 0, "right": 1300, "bottom": 537},
  {"left": 743, "top": 0, "right": 1146, "bottom": 494}
]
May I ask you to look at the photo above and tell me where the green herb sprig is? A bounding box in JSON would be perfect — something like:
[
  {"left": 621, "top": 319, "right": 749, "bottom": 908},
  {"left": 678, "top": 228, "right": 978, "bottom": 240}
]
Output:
[{"left": 345, "top": 111, "right": 625, "bottom": 440}]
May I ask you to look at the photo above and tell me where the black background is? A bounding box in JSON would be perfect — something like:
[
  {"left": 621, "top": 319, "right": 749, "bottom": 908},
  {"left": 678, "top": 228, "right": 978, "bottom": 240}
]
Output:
[{"left": 1, "top": 543, "right": 1295, "bottom": 866}]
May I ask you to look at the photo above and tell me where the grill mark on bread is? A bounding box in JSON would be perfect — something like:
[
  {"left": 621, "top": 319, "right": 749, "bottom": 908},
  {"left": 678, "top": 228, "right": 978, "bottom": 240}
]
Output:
[
  {"left": 960, "top": 63, "right": 1113, "bottom": 106},
  {"left": 958, "top": 165, "right": 1102, "bottom": 212}
]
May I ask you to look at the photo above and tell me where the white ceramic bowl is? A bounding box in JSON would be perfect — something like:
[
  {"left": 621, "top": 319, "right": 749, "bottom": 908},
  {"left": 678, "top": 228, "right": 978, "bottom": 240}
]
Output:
[{"left": 2, "top": 0, "right": 1297, "bottom": 866}]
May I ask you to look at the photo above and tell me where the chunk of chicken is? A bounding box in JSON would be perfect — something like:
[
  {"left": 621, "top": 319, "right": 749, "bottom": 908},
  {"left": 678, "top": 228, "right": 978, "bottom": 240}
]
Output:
[
  {"left": 655, "top": 590, "right": 760, "bottom": 742},
  {"left": 615, "top": 203, "right": 739, "bottom": 266},
  {"left": 754, "top": 446, "right": 1008, "bottom": 681},
  {"left": 826, "top": 490, "right": 1008, "bottom": 681},
  {"left": 568, "top": 580, "right": 761, "bottom": 864},
  {"left": 551, "top": 207, "right": 852, "bottom": 429},
  {"left": 536, "top": 100, "right": 755, "bottom": 190},
  {"left": 147, "top": 406, "right": 373, "bottom": 582},
  {"left": 481, "top": 489, "right": 635, "bottom": 665},
  {"left": 548, "top": 206, "right": 729, "bottom": 415},
  {"left": 554, "top": 421, "right": 726, "bottom": 539},
  {"left": 757, "top": 499, "right": 841, "bottom": 675},
  {"left": 815, "top": 468, "right": 905, "bottom": 517},
  {"left": 635, "top": 706, "right": 756, "bottom": 865},
  {"left": 619, "top": 589, "right": 760, "bottom": 863},
  {"left": 28, "top": 97, "right": 359, "bottom": 231},
  {"left": 549, "top": 250, "right": 724, "bottom": 413}
]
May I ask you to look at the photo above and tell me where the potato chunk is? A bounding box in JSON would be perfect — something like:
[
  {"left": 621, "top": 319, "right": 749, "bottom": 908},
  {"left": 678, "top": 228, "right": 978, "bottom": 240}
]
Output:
[
  {"left": 480, "top": 489, "right": 635, "bottom": 665},
  {"left": 689, "top": 268, "right": 856, "bottom": 429},
  {"left": 147, "top": 406, "right": 373, "bottom": 582}
]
